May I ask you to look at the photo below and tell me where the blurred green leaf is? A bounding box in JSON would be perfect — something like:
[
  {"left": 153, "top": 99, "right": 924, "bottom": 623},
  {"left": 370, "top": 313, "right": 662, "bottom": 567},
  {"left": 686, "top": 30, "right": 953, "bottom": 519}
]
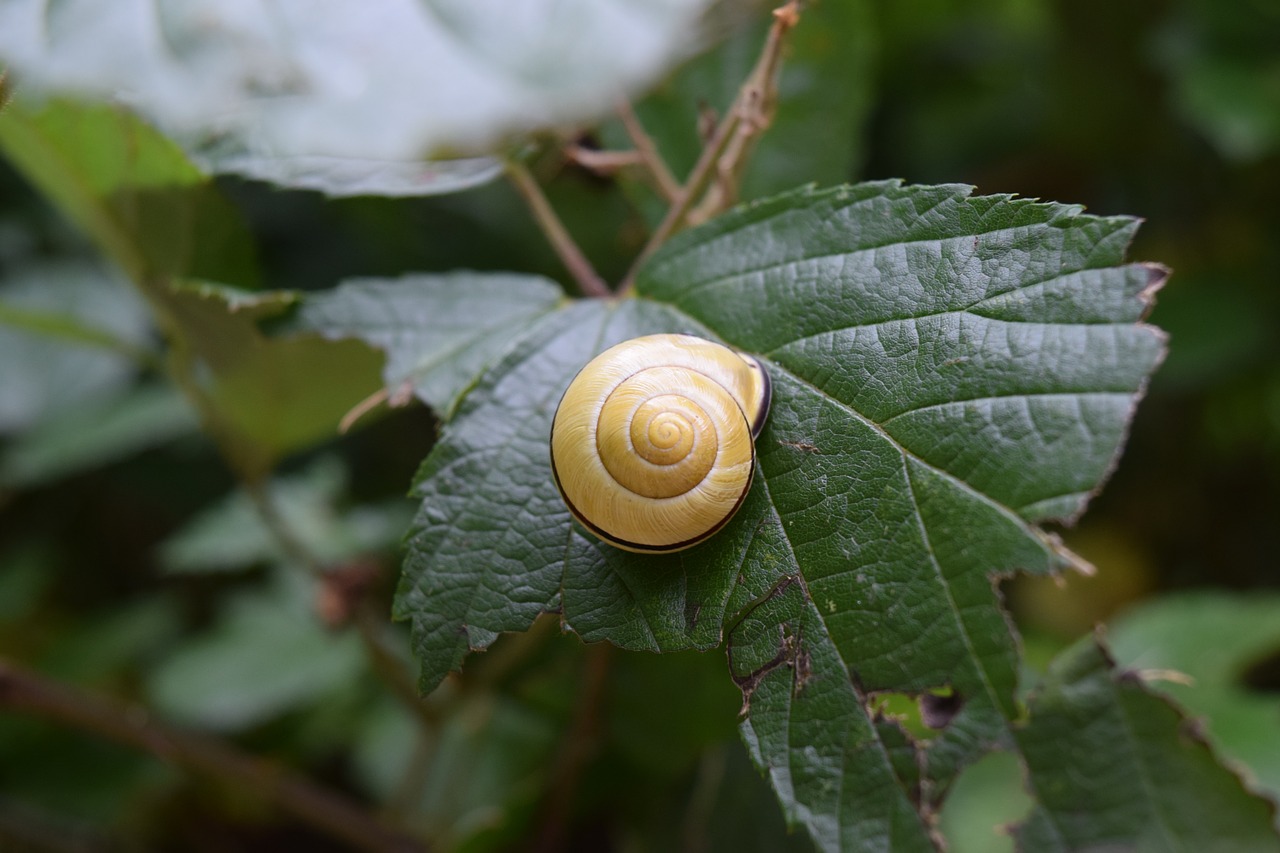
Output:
[
  {"left": 0, "top": 99, "right": 376, "bottom": 475},
  {"left": 353, "top": 690, "right": 560, "bottom": 850},
  {"left": 157, "top": 282, "right": 384, "bottom": 479},
  {"left": 937, "top": 750, "right": 1028, "bottom": 853},
  {"left": 0, "top": 384, "right": 198, "bottom": 488},
  {"left": 396, "top": 181, "right": 1167, "bottom": 850},
  {"left": 1015, "top": 637, "right": 1280, "bottom": 850},
  {"left": 191, "top": 143, "right": 506, "bottom": 199},
  {"left": 0, "top": 261, "right": 151, "bottom": 432},
  {"left": 40, "top": 596, "right": 183, "bottom": 686},
  {"left": 146, "top": 571, "right": 365, "bottom": 730},
  {"left": 1106, "top": 592, "right": 1280, "bottom": 798},
  {"left": 1153, "top": 0, "right": 1280, "bottom": 161},
  {"left": 0, "top": 0, "right": 719, "bottom": 196},
  {"left": 159, "top": 456, "right": 412, "bottom": 575},
  {"left": 0, "top": 99, "right": 258, "bottom": 286},
  {"left": 293, "top": 272, "right": 565, "bottom": 417}
]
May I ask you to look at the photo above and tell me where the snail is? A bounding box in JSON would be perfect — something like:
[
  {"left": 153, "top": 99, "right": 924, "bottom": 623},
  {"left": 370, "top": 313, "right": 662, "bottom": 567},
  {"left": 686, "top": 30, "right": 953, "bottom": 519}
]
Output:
[{"left": 550, "top": 334, "right": 771, "bottom": 553}]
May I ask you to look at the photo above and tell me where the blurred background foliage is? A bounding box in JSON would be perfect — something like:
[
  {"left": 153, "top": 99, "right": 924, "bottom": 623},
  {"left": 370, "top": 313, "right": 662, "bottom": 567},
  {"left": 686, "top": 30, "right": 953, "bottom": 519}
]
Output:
[{"left": 1, "top": 0, "right": 1278, "bottom": 850}]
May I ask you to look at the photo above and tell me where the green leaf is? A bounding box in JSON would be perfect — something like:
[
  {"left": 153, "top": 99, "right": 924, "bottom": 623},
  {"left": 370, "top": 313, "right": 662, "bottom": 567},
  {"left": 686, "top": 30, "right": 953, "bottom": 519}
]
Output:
[
  {"left": 1106, "top": 592, "right": 1280, "bottom": 799},
  {"left": 354, "top": 690, "right": 560, "bottom": 848},
  {"left": 188, "top": 137, "right": 505, "bottom": 199},
  {"left": 0, "top": 260, "right": 152, "bottom": 432},
  {"left": 394, "top": 181, "right": 1166, "bottom": 849},
  {"left": 1152, "top": 0, "right": 1280, "bottom": 161},
  {"left": 0, "top": 383, "right": 198, "bottom": 488},
  {"left": 146, "top": 571, "right": 365, "bottom": 731},
  {"left": 0, "top": 0, "right": 718, "bottom": 196},
  {"left": 159, "top": 457, "right": 412, "bottom": 575},
  {"left": 155, "top": 282, "right": 385, "bottom": 479},
  {"left": 936, "top": 751, "right": 1028, "bottom": 853},
  {"left": 292, "top": 272, "right": 565, "bottom": 416},
  {"left": 1014, "top": 637, "right": 1280, "bottom": 850},
  {"left": 0, "top": 99, "right": 258, "bottom": 286},
  {"left": 0, "top": 97, "right": 390, "bottom": 476}
]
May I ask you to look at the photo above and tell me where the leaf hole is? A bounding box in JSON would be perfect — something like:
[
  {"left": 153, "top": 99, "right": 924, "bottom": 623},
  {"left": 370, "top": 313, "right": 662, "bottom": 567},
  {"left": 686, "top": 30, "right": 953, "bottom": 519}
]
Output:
[
  {"left": 867, "top": 686, "right": 965, "bottom": 738},
  {"left": 920, "top": 686, "right": 964, "bottom": 730}
]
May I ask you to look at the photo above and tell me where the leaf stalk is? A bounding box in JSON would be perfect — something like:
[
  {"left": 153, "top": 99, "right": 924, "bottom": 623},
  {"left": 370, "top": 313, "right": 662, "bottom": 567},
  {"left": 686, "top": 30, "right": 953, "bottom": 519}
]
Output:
[{"left": 505, "top": 158, "right": 611, "bottom": 298}]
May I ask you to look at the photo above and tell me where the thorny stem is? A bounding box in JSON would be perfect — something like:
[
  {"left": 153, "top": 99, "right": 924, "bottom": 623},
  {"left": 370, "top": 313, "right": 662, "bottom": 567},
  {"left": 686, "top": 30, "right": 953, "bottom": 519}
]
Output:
[
  {"left": 615, "top": 98, "right": 682, "bottom": 203},
  {"left": 506, "top": 159, "right": 611, "bottom": 298},
  {"left": 0, "top": 659, "right": 428, "bottom": 853},
  {"left": 619, "top": 2, "right": 801, "bottom": 293}
]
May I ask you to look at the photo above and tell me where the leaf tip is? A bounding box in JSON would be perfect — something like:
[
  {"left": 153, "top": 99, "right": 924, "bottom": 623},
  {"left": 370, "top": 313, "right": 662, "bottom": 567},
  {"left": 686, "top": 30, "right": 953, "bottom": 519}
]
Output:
[{"left": 1139, "top": 262, "right": 1171, "bottom": 312}]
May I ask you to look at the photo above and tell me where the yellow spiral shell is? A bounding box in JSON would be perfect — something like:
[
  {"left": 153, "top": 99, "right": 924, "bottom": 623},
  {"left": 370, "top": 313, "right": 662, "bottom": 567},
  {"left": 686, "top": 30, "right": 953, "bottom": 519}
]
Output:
[{"left": 550, "top": 334, "right": 771, "bottom": 553}]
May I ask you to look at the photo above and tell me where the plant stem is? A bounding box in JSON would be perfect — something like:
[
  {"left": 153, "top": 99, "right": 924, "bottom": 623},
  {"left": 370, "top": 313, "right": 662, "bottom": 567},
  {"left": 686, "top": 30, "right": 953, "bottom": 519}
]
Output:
[
  {"left": 0, "top": 659, "right": 428, "bottom": 853},
  {"left": 355, "top": 603, "right": 441, "bottom": 732},
  {"left": 619, "top": 1, "right": 801, "bottom": 293},
  {"left": 243, "top": 479, "right": 445, "bottom": 745},
  {"left": 506, "top": 159, "right": 611, "bottom": 298},
  {"left": 244, "top": 478, "right": 324, "bottom": 576},
  {"left": 533, "top": 642, "right": 612, "bottom": 853},
  {"left": 565, "top": 145, "right": 645, "bottom": 173},
  {"left": 615, "top": 99, "right": 681, "bottom": 202}
]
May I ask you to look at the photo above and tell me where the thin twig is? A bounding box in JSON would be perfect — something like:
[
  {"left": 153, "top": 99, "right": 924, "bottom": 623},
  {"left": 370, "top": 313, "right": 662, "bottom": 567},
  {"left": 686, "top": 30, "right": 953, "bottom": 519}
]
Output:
[
  {"left": 245, "top": 479, "right": 324, "bottom": 576},
  {"left": 355, "top": 603, "right": 441, "bottom": 732},
  {"left": 505, "top": 159, "right": 611, "bottom": 298},
  {"left": 619, "top": 2, "right": 801, "bottom": 293},
  {"left": 0, "top": 659, "right": 428, "bottom": 853},
  {"left": 686, "top": 5, "right": 796, "bottom": 226},
  {"left": 340, "top": 386, "right": 391, "bottom": 434},
  {"left": 615, "top": 99, "right": 682, "bottom": 203},
  {"left": 338, "top": 379, "right": 413, "bottom": 435},
  {"left": 565, "top": 145, "right": 645, "bottom": 174}
]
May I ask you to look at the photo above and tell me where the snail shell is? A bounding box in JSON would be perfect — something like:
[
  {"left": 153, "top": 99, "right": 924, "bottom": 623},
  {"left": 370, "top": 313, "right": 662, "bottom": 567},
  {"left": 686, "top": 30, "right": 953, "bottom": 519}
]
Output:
[{"left": 550, "top": 334, "right": 771, "bottom": 553}]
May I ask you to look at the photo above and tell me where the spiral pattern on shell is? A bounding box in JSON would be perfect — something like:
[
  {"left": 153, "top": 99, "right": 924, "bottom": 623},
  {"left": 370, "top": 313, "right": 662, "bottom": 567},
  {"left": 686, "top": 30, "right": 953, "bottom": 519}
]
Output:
[{"left": 550, "top": 334, "right": 770, "bottom": 553}]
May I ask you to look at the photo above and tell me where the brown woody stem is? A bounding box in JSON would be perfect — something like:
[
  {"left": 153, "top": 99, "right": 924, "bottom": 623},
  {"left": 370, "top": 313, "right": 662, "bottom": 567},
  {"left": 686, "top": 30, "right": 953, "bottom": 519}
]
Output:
[
  {"left": 619, "top": 2, "right": 801, "bottom": 293},
  {"left": 615, "top": 98, "right": 682, "bottom": 202},
  {"left": 0, "top": 659, "right": 427, "bottom": 853},
  {"left": 506, "top": 159, "right": 611, "bottom": 298}
]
